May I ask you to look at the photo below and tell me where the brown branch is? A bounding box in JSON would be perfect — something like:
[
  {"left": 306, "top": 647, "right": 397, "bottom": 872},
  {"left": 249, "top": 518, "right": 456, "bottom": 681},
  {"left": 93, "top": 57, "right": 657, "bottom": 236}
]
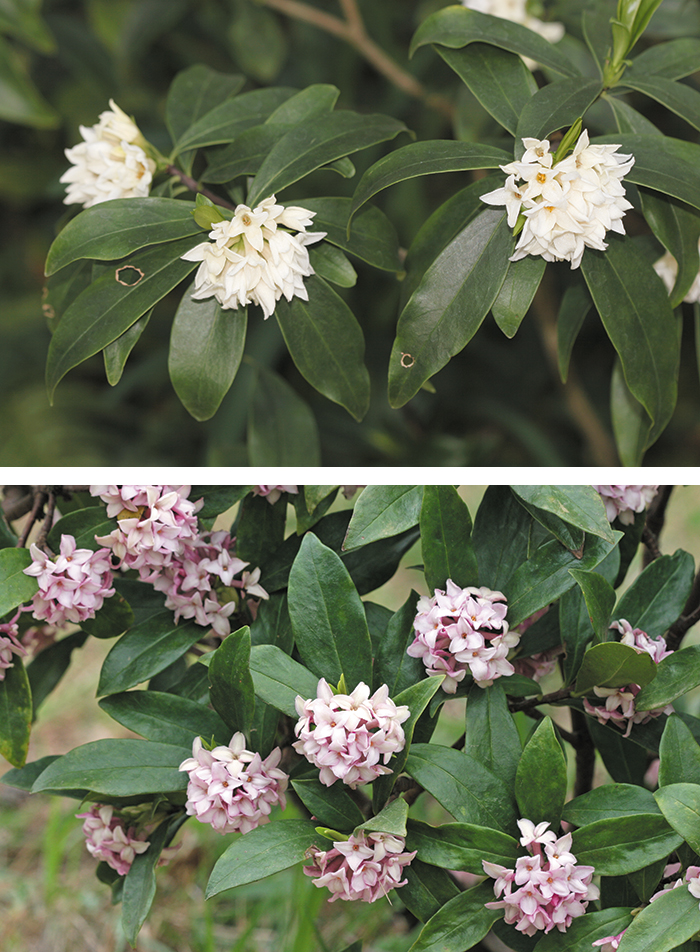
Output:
[
  {"left": 642, "top": 486, "right": 673, "bottom": 567},
  {"left": 1, "top": 486, "right": 35, "bottom": 523},
  {"left": 258, "top": 0, "right": 455, "bottom": 120},
  {"left": 165, "top": 165, "right": 237, "bottom": 211},
  {"left": 16, "top": 489, "right": 49, "bottom": 549},
  {"left": 509, "top": 687, "right": 572, "bottom": 714}
]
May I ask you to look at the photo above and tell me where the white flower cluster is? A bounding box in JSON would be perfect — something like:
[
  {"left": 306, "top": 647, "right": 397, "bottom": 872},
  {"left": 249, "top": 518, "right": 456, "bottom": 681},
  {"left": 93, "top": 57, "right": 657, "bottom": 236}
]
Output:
[
  {"left": 482, "top": 131, "right": 635, "bottom": 269},
  {"left": 461, "top": 0, "right": 564, "bottom": 45},
  {"left": 181, "top": 196, "right": 326, "bottom": 319},
  {"left": 60, "top": 100, "right": 156, "bottom": 208},
  {"left": 654, "top": 242, "right": 700, "bottom": 304}
]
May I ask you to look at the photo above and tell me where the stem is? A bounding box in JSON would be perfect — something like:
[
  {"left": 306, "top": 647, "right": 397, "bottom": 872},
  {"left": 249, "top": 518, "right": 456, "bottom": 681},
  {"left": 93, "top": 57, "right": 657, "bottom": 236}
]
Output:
[
  {"left": 258, "top": 0, "right": 455, "bottom": 120},
  {"left": 16, "top": 488, "right": 48, "bottom": 549},
  {"left": 165, "top": 165, "right": 237, "bottom": 211},
  {"left": 642, "top": 485, "right": 673, "bottom": 567},
  {"left": 570, "top": 708, "right": 595, "bottom": 796},
  {"left": 509, "top": 687, "right": 572, "bottom": 715}
]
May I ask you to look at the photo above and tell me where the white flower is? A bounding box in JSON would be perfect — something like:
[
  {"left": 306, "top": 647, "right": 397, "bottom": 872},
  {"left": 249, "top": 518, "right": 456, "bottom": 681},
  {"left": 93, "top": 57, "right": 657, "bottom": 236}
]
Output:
[
  {"left": 482, "top": 130, "right": 634, "bottom": 269},
  {"left": 181, "top": 195, "right": 326, "bottom": 319},
  {"left": 60, "top": 99, "right": 156, "bottom": 208},
  {"left": 654, "top": 241, "right": 700, "bottom": 304}
]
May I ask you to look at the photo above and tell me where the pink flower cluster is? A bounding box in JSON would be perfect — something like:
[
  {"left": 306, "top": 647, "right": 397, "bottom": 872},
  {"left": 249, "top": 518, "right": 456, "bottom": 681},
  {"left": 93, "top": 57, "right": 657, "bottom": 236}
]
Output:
[
  {"left": 583, "top": 619, "right": 674, "bottom": 738},
  {"left": 483, "top": 818, "right": 599, "bottom": 937},
  {"left": 179, "top": 732, "right": 288, "bottom": 834},
  {"left": 407, "top": 581, "right": 519, "bottom": 692},
  {"left": 304, "top": 830, "right": 416, "bottom": 902},
  {"left": 77, "top": 803, "right": 151, "bottom": 876},
  {"left": 253, "top": 485, "right": 298, "bottom": 504},
  {"left": 0, "top": 611, "right": 27, "bottom": 681},
  {"left": 293, "top": 679, "right": 409, "bottom": 788},
  {"left": 23, "top": 535, "right": 115, "bottom": 627},
  {"left": 594, "top": 485, "right": 658, "bottom": 525}
]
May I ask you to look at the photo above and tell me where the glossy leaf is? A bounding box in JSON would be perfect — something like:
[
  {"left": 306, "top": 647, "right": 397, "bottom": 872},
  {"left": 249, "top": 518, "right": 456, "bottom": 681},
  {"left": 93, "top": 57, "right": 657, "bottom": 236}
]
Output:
[
  {"left": 288, "top": 533, "right": 373, "bottom": 690},
  {"left": 247, "top": 365, "right": 321, "bottom": 465},
  {"left": 574, "top": 642, "right": 657, "bottom": 695},
  {"left": 46, "top": 505, "right": 113, "bottom": 551},
  {"left": 208, "top": 626, "right": 255, "bottom": 736},
  {"left": 357, "top": 797, "right": 409, "bottom": 837},
  {"left": 0, "top": 660, "right": 32, "bottom": 767},
  {"left": 465, "top": 682, "right": 521, "bottom": 788},
  {"left": 275, "top": 275, "right": 369, "bottom": 421},
  {"left": 169, "top": 285, "right": 247, "bottom": 422},
  {"left": 472, "top": 486, "right": 532, "bottom": 591},
  {"left": 80, "top": 592, "right": 134, "bottom": 639},
  {"left": 375, "top": 590, "right": 425, "bottom": 696},
  {"left": 246, "top": 110, "right": 409, "bottom": 207},
  {"left": 350, "top": 141, "right": 510, "bottom": 223},
  {"left": 615, "top": 549, "right": 695, "bottom": 638},
  {"left": 563, "top": 783, "right": 660, "bottom": 827},
  {"left": 203, "top": 123, "right": 291, "bottom": 182},
  {"left": 572, "top": 813, "right": 682, "bottom": 875},
  {"left": 407, "top": 818, "right": 520, "bottom": 874},
  {"left": 511, "top": 486, "right": 614, "bottom": 543},
  {"left": 249, "top": 644, "right": 320, "bottom": 717},
  {"left": 295, "top": 197, "right": 401, "bottom": 272},
  {"left": 400, "top": 860, "right": 461, "bottom": 923},
  {"left": 165, "top": 64, "right": 245, "bottom": 145},
  {"left": 308, "top": 242, "right": 357, "bottom": 288},
  {"left": 46, "top": 237, "right": 199, "bottom": 402},
  {"left": 627, "top": 38, "right": 700, "bottom": 81},
  {"left": 515, "top": 79, "right": 602, "bottom": 145},
  {"left": 616, "top": 877, "right": 700, "bottom": 952},
  {"left": 557, "top": 282, "right": 592, "bottom": 383},
  {"left": 408, "top": 880, "right": 501, "bottom": 952},
  {"left": 491, "top": 254, "right": 545, "bottom": 338},
  {"left": 388, "top": 210, "right": 513, "bottom": 408},
  {"left": 32, "top": 739, "right": 190, "bottom": 796},
  {"left": 45, "top": 199, "right": 200, "bottom": 276},
  {"left": 623, "top": 74, "right": 700, "bottom": 133},
  {"left": 344, "top": 485, "right": 423, "bottom": 550},
  {"left": 97, "top": 611, "right": 204, "bottom": 696},
  {"left": 515, "top": 716, "right": 567, "bottom": 827},
  {"left": 99, "top": 690, "right": 230, "bottom": 748},
  {"left": 655, "top": 783, "right": 700, "bottom": 854},
  {"left": 534, "top": 909, "right": 634, "bottom": 952},
  {"left": 568, "top": 568, "right": 616, "bottom": 643},
  {"left": 27, "top": 631, "right": 87, "bottom": 715},
  {"left": 610, "top": 358, "right": 654, "bottom": 466},
  {"left": 205, "top": 819, "right": 319, "bottom": 897},
  {"left": 0, "top": 547, "right": 37, "bottom": 617},
  {"left": 639, "top": 189, "right": 700, "bottom": 307},
  {"left": 410, "top": 7, "right": 579, "bottom": 77},
  {"left": 419, "top": 486, "right": 477, "bottom": 592},
  {"left": 103, "top": 310, "right": 152, "bottom": 386},
  {"left": 291, "top": 777, "right": 364, "bottom": 832},
  {"left": 235, "top": 492, "right": 286, "bottom": 567},
  {"left": 658, "top": 714, "right": 700, "bottom": 787}
]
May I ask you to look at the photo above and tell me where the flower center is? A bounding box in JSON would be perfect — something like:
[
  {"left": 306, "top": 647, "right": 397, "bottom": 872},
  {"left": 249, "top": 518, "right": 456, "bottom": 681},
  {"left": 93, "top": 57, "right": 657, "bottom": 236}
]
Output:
[
  {"left": 241, "top": 214, "right": 252, "bottom": 226},
  {"left": 536, "top": 172, "right": 547, "bottom": 184}
]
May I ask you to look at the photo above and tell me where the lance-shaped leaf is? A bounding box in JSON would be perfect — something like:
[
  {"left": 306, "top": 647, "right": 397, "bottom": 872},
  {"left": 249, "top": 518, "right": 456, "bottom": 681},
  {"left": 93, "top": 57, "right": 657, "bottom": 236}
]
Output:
[
  {"left": 515, "top": 716, "right": 567, "bottom": 827},
  {"left": 510, "top": 486, "right": 614, "bottom": 543},
  {"left": 466, "top": 682, "right": 521, "bottom": 788},
  {"left": 357, "top": 797, "right": 409, "bottom": 837},
  {"left": 295, "top": 197, "right": 401, "bottom": 271},
  {"left": 168, "top": 285, "right": 247, "bottom": 421},
  {"left": 0, "top": 547, "right": 38, "bottom": 616},
  {"left": 389, "top": 210, "right": 513, "bottom": 408},
  {"left": 99, "top": 690, "right": 230, "bottom": 748},
  {"left": 208, "top": 626, "right": 255, "bottom": 737},
  {"left": 471, "top": 485, "right": 532, "bottom": 591},
  {"left": 291, "top": 777, "right": 364, "bottom": 832},
  {"left": 636, "top": 644, "right": 700, "bottom": 711},
  {"left": 97, "top": 611, "right": 205, "bottom": 696},
  {"left": 420, "top": 485, "right": 478, "bottom": 592},
  {"left": 623, "top": 73, "right": 700, "bottom": 134},
  {"left": 515, "top": 79, "right": 602, "bottom": 148},
  {"left": 249, "top": 644, "right": 320, "bottom": 717},
  {"left": 165, "top": 64, "right": 245, "bottom": 145},
  {"left": 627, "top": 37, "right": 700, "bottom": 81},
  {"left": 375, "top": 589, "right": 425, "bottom": 696},
  {"left": 572, "top": 813, "right": 682, "bottom": 875},
  {"left": 0, "top": 660, "right": 32, "bottom": 767},
  {"left": 46, "top": 237, "right": 199, "bottom": 402},
  {"left": 400, "top": 860, "right": 461, "bottom": 923},
  {"left": 639, "top": 188, "right": 700, "bottom": 307},
  {"left": 610, "top": 358, "right": 655, "bottom": 466},
  {"left": 568, "top": 568, "right": 616, "bottom": 643},
  {"left": 275, "top": 275, "right": 369, "bottom": 422},
  {"left": 658, "top": 714, "right": 700, "bottom": 787},
  {"left": 562, "top": 783, "right": 661, "bottom": 827},
  {"left": 407, "top": 880, "right": 502, "bottom": 952},
  {"left": 616, "top": 884, "right": 700, "bottom": 952},
  {"left": 46, "top": 506, "right": 114, "bottom": 551},
  {"left": 349, "top": 141, "right": 511, "bottom": 223},
  {"left": 558, "top": 282, "right": 592, "bottom": 382},
  {"left": 247, "top": 364, "right": 320, "bottom": 465},
  {"left": 104, "top": 310, "right": 152, "bottom": 386},
  {"left": 614, "top": 549, "right": 695, "bottom": 638},
  {"left": 574, "top": 642, "right": 657, "bottom": 695},
  {"left": 44, "top": 199, "right": 200, "bottom": 275},
  {"left": 410, "top": 7, "right": 579, "bottom": 77},
  {"left": 344, "top": 485, "right": 423, "bottom": 550},
  {"left": 535, "top": 909, "right": 634, "bottom": 952},
  {"left": 32, "top": 739, "right": 190, "bottom": 796},
  {"left": 308, "top": 243, "right": 356, "bottom": 288},
  {"left": 407, "top": 819, "right": 520, "bottom": 874},
  {"left": 491, "top": 254, "right": 545, "bottom": 338},
  {"left": 28, "top": 631, "right": 87, "bottom": 715},
  {"left": 654, "top": 782, "right": 700, "bottom": 855},
  {"left": 79, "top": 593, "right": 134, "bottom": 640},
  {"left": 205, "top": 818, "right": 319, "bottom": 897},
  {"left": 595, "top": 133, "right": 700, "bottom": 212},
  {"left": 287, "top": 533, "right": 372, "bottom": 690},
  {"left": 246, "top": 110, "right": 409, "bottom": 208}
]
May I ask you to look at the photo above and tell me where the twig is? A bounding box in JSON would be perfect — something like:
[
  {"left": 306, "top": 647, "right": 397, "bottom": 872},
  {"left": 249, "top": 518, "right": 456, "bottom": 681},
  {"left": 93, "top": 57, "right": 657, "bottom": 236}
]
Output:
[
  {"left": 642, "top": 485, "right": 673, "bottom": 566},
  {"left": 258, "top": 0, "right": 455, "bottom": 120},
  {"left": 165, "top": 165, "right": 237, "bottom": 211},
  {"left": 16, "top": 489, "right": 48, "bottom": 549},
  {"left": 509, "top": 687, "right": 572, "bottom": 715},
  {"left": 666, "top": 571, "right": 700, "bottom": 650},
  {"left": 34, "top": 491, "right": 57, "bottom": 551},
  {"left": 570, "top": 709, "right": 595, "bottom": 797}
]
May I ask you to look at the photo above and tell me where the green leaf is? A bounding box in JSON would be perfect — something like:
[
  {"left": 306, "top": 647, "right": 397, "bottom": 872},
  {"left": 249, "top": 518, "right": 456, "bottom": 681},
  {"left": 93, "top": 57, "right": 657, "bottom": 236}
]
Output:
[
  {"left": 437, "top": 43, "right": 537, "bottom": 135},
  {"left": 307, "top": 242, "right": 357, "bottom": 288},
  {"left": 466, "top": 682, "right": 522, "bottom": 788},
  {"left": 44, "top": 199, "right": 200, "bottom": 276},
  {"left": 408, "top": 880, "right": 501, "bottom": 952},
  {"left": 98, "top": 690, "right": 230, "bottom": 748},
  {"left": 0, "top": 34, "right": 58, "bottom": 128},
  {"left": 658, "top": 715, "right": 700, "bottom": 787},
  {"left": 0, "top": 660, "right": 32, "bottom": 767},
  {"left": 568, "top": 568, "right": 616, "bottom": 643},
  {"left": 291, "top": 777, "right": 364, "bottom": 832},
  {"left": 400, "top": 860, "right": 461, "bottom": 923},
  {"left": 168, "top": 285, "right": 247, "bottom": 422},
  {"left": 208, "top": 626, "right": 255, "bottom": 737},
  {"left": 27, "top": 631, "right": 87, "bottom": 715},
  {"left": 0, "top": 0, "right": 56, "bottom": 52},
  {"left": 557, "top": 283, "right": 592, "bottom": 383},
  {"left": 344, "top": 485, "right": 423, "bottom": 551},
  {"left": 171, "top": 86, "right": 297, "bottom": 156},
  {"left": 572, "top": 813, "right": 682, "bottom": 875},
  {"left": 511, "top": 486, "right": 615, "bottom": 544},
  {"left": 226, "top": 0, "right": 286, "bottom": 84},
  {"left": 596, "top": 133, "right": 700, "bottom": 213},
  {"left": 80, "top": 592, "right": 134, "bottom": 639},
  {"left": 165, "top": 64, "right": 245, "bottom": 145},
  {"left": 46, "top": 505, "right": 113, "bottom": 551},
  {"left": 0, "top": 755, "right": 60, "bottom": 792},
  {"left": 616, "top": 878, "right": 700, "bottom": 952},
  {"left": 235, "top": 492, "right": 287, "bottom": 567},
  {"left": 410, "top": 7, "right": 578, "bottom": 77},
  {"left": 32, "top": 739, "right": 190, "bottom": 796},
  {"left": 491, "top": 255, "right": 545, "bottom": 338},
  {"left": 407, "top": 818, "right": 520, "bottom": 874},
  {"left": 388, "top": 210, "right": 513, "bottom": 407},
  {"left": 610, "top": 358, "right": 654, "bottom": 466},
  {"left": 585, "top": 715, "right": 651, "bottom": 780},
  {"left": 204, "top": 123, "right": 291, "bottom": 183},
  {"left": 349, "top": 141, "right": 510, "bottom": 226},
  {"left": 563, "top": 783, "right": 661, "bottom": 826},
  {"left": 246, "top": 110, "right": 409, "bottom": 208},
  {"left": 515, "top": 716, "right": 567, "bottom": 827},
  {"left": 275, "top": 274, "right": 369, "bottom": 422},
  {"left": 627, "top": 38, "right": 700, "bottom": 81},
  {"left": 357, "top": 797, "right": 409, "bottom": 837},
  {"left": 639, "top": 189, "right": 700, "bottom": 307},
  {"left": 534, "top": 909, "right": 634, "bottom": 952},
  {"left": 623, "top": 74, "right": 700, "bottom": 133},
  {"left": 472, "top": 486, "right": 533, "bottom": 591},
  {"left": 515, "top": 79, "right": 602, "bottom": 145},
  {"left": 614, "top": 549, "right": 695, "bottom": 637},
  {"left": 655, "top": 782, "right": 700, "bottom": 854},
  {"left": 46, "top": 237, "right": 199, "bottom": 402},
  {"left": 295, "top": 197, "right": 401, "bottom": 272},
  {"left": 97, "top": 611, "right": 205, "bottom": 696},
  {"left": 375, "top": 590, "right": 425, "bottom": 697},
  {"left": 247, "top": 365, "right": 320, "bottom": 465},
  {"left": 287, "top": 533, "right": 373, "bottom": 690},
  {"left": 103, "top": 310, "right": 151, "bottom": 386},
  {"left": 637, "top": 644, "right": 700, "bottom": 711},
  {"left": 419, "top": 486, "right": 478, "bottom": 592},
  {"left": 267, "top": 84, "right": 340, "bottom": 125},
  {"left": 405, "top": 743, "right": 516, "bottom": 832},
  {"left": 205, "top": 819, "right": 319, "bottom": 898},
  {"left": 574, "top": 642, "right": 657, "bottom": 695},
  {"left": 0, "top": 547, "right": 37, "bottom": 617},
  {"left": 249, "top": 644, "right": 320, "bottom": 717}
]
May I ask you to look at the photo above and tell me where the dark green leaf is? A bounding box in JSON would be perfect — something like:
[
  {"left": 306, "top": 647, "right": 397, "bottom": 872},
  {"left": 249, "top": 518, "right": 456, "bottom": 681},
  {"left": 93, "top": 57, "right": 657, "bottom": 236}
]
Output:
[
  {"left": 190, "top": 486, "right": 250, "bottom": 521},
  {"left": 658, "top": 714, "right": 700, "bottom": 787},
  {"left": 357, "top": 797, "right": 409, "bottom": 837},
  {"left": 636, "top": 644, "right": 700, "bottom": 711},
  {"left": 510, "top": 486, "right": 615, "bottom": 543},
  {"left": 465, "top": 682, "right": 521, "bottom": 788},
  {"left": 0, "top": 660, "right": 32, "bottom": 767},
  {"left": 585, "top": 715, "right": 651, "bottom": 781},
  {"left": 557, "top": 283, "right": 592, "bottom": 383},
  {"left": 307, "top": 242, "right": 357, "bottom": 288},
  {"left": 103, "top": 309, "right": 152, "bottom": 386},
  {"left": 169, "top": 286, "right": 247, "bottom": 422},
  {"left": 250, "top": 592, "right": 293, "bottom": 653},
  {"left": 0, "top": 34, "right": 58, "bottom": 128},
  {"left": 208, "top": 626, "right": 255, "bottom": 736},
  {"left": 574, "top": 642, "right": 657, "bottom": 695},
  {"left": 400, "top": 860, "right": 461, "bottom": 923},
  {"left": 622, "top": 74, "right": 700, "bottom": 133},
  {"left": 515, "top": 79, "right": 602, "bottom": 145},
  {"left": 205, "top": 819, "right": 319, "bottom": 897},
  {"left": 639, "top": 188, "right": 700, "bottom": 308},
  {"left": 235, "top": 491, "right": 287, "bottom": 567},
  {"left": 99, "top": 690, "right": 230, "bottom": 747},
  {"left": 112, "top": 577, "right": 168, "bottom": 628},
  {"left": 80, "top": 593, "right": 134, "bottom": 640},
  {"left": 275, "top": 275, "right": 370, "bottom": 422},
  {"left": 572, "top": 813, "right": 682, "bottom": 875},
  {"left": 627, "top": 38, "right": 700, "bottom": 81},
  {"left": 0, "top": 547, "right": 37, "bottom": 617},
  {"left": 655, "top": 782, "right": 700, "bottom": 854},
  {"left": 534, "top": 909, "right": 634, "bottom": 952},
  {"left": 249, "top": 644, "right": 319, "bottom": 717},
  {"left": 204, "top": 123, "right": 291, "bottom": 183},
  {"left": 291, "top": 777, "right": 364, "bottom": 832},
  {"left": 515, "top": 716, "right": 567, "bottom": 827},
  {"left": 610, "top": 358, "right": 654, "bottom": 466},
  {"left": 27, "top": 631, "right": 87, "bottom": 715},
  {"left": 375, "top": 590, "right": 425, "bottom": 697},
  {"left": 616, "top": 879, "right": 700, "bottom": 952},
  {"left": 344, "top": 485, "right": 423, "bottom": 550},
  {"left": 569, "top": 569, "right": 616, "bottom": 643},
  {"left": 491, "top": 254, "right": 545, "bottom": 338},
  {"left": 614, "top": 549, "right": 695, "bottom": 638},
  {"left": 563, "top": 783, "right": 660, "bottom": 826},
  {"left": 0, "top": 755, "right": 60, "bottom": 792},
  {"left": 407, "top": 818, "right": 520, "bottom": 874},
  {"left": 472, "top": 486, "right": 532, "bottom": 591},
  {"left": 46, "top": 505, "right": 113, "bottom": 552},
  {"left": 296, "top": 197, "right": 401, "bottom": 272},
  {"left": 407, "top": 880, "right": 501, "bottom": 952},
  {"left": 166, "top": 64, "right": 245, "bottom": 145},
  {"left": 606, "top": 94, "right": 662, "bottom": 135},
  {"left": 420, "top": 485, "right": 478, "bottom": 592},
  {"left": 247, "top": 365, "right": 320, "bottom": 465}
]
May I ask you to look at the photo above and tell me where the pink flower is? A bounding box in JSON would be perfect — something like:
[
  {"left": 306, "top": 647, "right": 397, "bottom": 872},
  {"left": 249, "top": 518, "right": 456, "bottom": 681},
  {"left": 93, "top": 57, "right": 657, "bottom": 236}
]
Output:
[
  {"left": 179, "top": 732, "right": 288, "bottom": 834},
  {"left": 686, "top": 865, "right": 700, "bottom": 906},
  {"left": 0, "top": 611, "right": 27, "bottom": 681},
  {"left": 408, "top": 581, "right": 519, "bottom": 692},
  {"left": 593, "top": 485, "right": 658, "bottom": 525},
  {"left": 304, "top": 831, "right": 416, "bottom": 902},
  {"left": 484, "top": 818, "right": 599, "bottom": 937},
  {"left": 592, "top": 932, "right": 626, "bottom": 951},
  {"left": 583, "top": 619, "right": 674, "bottom": 737},
  {"left": 293, "top": 679, "right": 409, "bottom": 788},
  {"left": 253, "top": 485, "right": 298, "bottom": 504},
  {"left": 77, "top": 804, "right": 151, "bottom": 876},
  {"left": 23, "top": 535, "right": 115, "bottom": 627}
]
